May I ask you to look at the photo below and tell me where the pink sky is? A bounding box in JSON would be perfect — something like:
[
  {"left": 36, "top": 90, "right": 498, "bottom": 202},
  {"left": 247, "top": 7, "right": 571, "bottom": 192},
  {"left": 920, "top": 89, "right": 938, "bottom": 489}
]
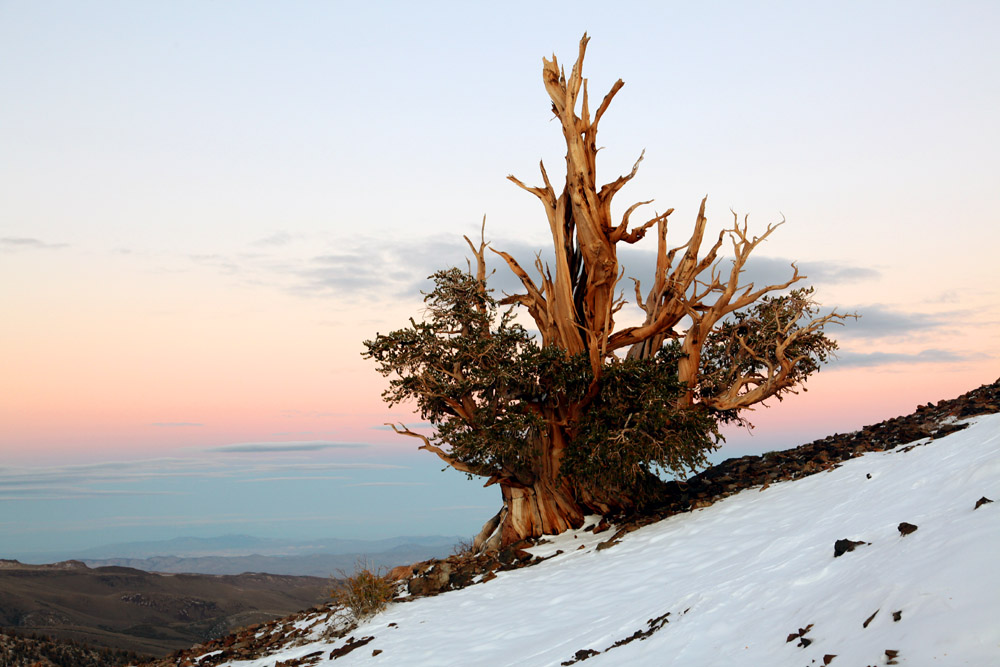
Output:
[{"left": 1, "top": 2, "right": 998, "bottom": 553}]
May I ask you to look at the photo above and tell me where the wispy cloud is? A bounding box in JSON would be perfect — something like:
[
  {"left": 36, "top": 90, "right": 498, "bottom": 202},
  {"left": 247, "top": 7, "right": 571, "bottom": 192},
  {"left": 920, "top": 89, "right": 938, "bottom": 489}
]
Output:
[
  {"left": 188, "top": 253, "right": 241, "bottom": 275},
  {"left": 245, "top": 462, "right": 407, "bottom": 472},
  {"left": 235, "top": 475, "right": 350, "bottom": 483},
  {"left": 371, "top": 422, "right": 434, "bottom": 431},
  {"left": 615, "top": 247, "right": 881, "bottom": 292},
  {"left": 832, "top": 348, "right": 986, "bottom": 369},
  {"left": 1, "top": 237, "right": 69, "bottom": 251},
  {"left": 0, "top": 454, "right": 408, "bottom": 503},
  {"left": 834, "top": 304, "right": 959, "bottom": 340},
  {"left": 252, "top": 231, "right": 294, "bottom": 247},
  {"left": 207, "top": 441, "right": 370, "bottom": 453},
  {"left": 0, "top": 459, "right": 229, "bottom": 501},
  {"left": 0, "top": 512, "right": 362, "bottom": 533},
  {"left": 279, "top": 409, "right": 340, "bottom": 418},
  {"left": 348, "top": 482, "right": 429, "bottom": 487},
  {"left": 427, "top": 505, "right": 497, "bottom": 512},
  {"left": 182, "top": 229, "right": 883, "bottom": 320},
  {"left": 0, "top": 488, "right": 185, "bottom": 501}
]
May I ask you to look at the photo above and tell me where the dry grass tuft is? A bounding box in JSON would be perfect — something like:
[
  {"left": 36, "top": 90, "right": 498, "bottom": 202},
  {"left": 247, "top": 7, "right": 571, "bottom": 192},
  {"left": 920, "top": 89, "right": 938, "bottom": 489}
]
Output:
[{"left": 331, "top": 562, "right": 395, "bottom": 620}]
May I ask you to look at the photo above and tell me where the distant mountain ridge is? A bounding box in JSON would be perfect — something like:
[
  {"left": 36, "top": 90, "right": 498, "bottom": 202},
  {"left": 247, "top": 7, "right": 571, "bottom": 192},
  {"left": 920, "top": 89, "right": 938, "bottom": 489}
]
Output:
[
  {"left": 0, "top": 560, "right": 332, "bottom": 657},
  {"left": 80, "top": 539, "right": 465, "bottom": 577},
  {"left": 6, "top": 536, "right": 464, "bottom": 577},
  {"left": 12, "top": 534, "right": 464, "bottom": 564}
]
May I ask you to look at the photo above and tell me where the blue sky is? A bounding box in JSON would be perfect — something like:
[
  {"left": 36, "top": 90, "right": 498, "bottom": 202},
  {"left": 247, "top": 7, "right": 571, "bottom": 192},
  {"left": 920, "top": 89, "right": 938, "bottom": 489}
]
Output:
[{"left": 1, "top": 1, "right": 998, "bottom": 557}]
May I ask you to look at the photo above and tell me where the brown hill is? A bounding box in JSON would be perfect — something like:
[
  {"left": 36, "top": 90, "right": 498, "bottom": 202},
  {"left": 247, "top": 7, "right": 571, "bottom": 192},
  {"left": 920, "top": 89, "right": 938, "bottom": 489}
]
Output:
[
  {"left": 0, "top": 560, "right": 331, "bottom": 657},
  {"left": 0, "top": 627, "right": 145, "bottom": 667}
]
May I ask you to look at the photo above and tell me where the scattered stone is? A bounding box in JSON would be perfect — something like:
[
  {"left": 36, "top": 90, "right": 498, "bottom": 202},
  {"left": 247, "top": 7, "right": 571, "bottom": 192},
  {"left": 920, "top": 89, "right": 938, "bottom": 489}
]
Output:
[
  {"left": 564, "top": 611, "right": 676, "bottom": 664},
  {"left": 561, "top": 648, "right": 600, "bottom": 665},
  {"left": 834, "top": 539, "right": 869, "bottom": 557},
  {"left": 933, "top": 422, "right": 969, "bottom": 438},
  {"left": 885, "top": 648, "right": 900, "bottom": 664},
  {"left": 372, "top": 649, "right": 382, "bottom": 656},
  {"left": 276, "top": 651, "right": 325, "bottom": 667},
  {"left": 866, "top": 473, "right": 872, "bottom": 479},
  {"left": 593, "top": 518, "right": 612, "bottom": 533},
  {"left": 823, "top": 655, "right": 837, "bottom": 665},
  {"left": 597, "top": 528, "right": 630, "bottom": 551},
  {"left": 329, "top": 635, "right": 374, "bottom": 659},
  {"left": 975, "top": 496, "right": 993, "bottom": 510},
  {"left": 608, "top": 612, "right": 671, "bottom": 649},
  {"left": 898, "top": 522, "right": 918, "bottom": 536},
  {"left": 892, "top": 610, "right": 902, "bottom": 622},
  {"left": 786, "top": 623, "right": 814, "bottom": 646},
  {"left": 863, "top": 609, "right": 879, "bottom": 628}
]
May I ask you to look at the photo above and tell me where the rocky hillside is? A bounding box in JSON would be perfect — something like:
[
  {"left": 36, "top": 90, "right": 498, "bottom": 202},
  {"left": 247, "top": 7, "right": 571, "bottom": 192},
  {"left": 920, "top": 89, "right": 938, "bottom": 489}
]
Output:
[
  {"left": 0, "top": 628, "right": 145, "bottom": 667},
  {"left": 142, "top": 378, "right": 1000, "bottom": 666},
  {"left": 0, "top": 562, "right": 331, "bottom": 658}
]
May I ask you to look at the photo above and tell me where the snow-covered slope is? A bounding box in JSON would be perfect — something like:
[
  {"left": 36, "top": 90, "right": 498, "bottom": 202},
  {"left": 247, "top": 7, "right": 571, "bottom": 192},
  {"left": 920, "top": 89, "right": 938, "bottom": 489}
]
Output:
[{"left": 191, "top": 413, "right": 1000, "bottom": 666}]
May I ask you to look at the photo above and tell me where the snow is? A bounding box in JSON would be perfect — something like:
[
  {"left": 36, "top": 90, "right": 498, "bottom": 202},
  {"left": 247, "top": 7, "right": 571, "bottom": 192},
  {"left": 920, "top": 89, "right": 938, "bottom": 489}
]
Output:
[
  {"left": 205, "top": 414, "right": 1000, "bottom": 666},
  {"left": 521, "top": 515, "right": 607, "bottom": 559}
]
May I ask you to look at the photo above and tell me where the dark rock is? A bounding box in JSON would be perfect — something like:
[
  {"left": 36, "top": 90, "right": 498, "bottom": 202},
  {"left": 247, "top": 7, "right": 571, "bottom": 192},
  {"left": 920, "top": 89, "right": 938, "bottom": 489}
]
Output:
[
  {"left": 863, "top": 609, "right": 879, "bottom": 628},
  {"left": 975, "top": 496, "right": 993, "bottom": 510},
  {"left": 595, "top": 539, "right": 620, "bottom": 551},
  {"left": 932, "top": 422, "right": 968, "bottom": 438},
  {"left": 898, "top": 522, "right": 918, "bottom": 536},
  {"left": 513, "top": 548, "right": 534, "bottom": 562},
  {"left": 892, "top": 610, "right": 902, "bottom": 622},
  {"left": 561, "top": 648, "right": 600, "bottom": 664},
  {"left": 328, "top": 635, "right": 374, "bottom": 659},
  {"left": 834, "top": 539, "right": 869, "bottom": 557},
  {"left": 786, "top": 623, "right": 813, "bottom": 645}
]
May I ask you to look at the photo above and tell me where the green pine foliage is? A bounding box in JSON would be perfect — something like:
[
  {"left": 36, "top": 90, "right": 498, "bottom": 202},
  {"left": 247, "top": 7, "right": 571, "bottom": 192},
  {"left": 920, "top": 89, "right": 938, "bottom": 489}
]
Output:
[{"left": 365, "top": 268, "right": 818, "bottom": 497}]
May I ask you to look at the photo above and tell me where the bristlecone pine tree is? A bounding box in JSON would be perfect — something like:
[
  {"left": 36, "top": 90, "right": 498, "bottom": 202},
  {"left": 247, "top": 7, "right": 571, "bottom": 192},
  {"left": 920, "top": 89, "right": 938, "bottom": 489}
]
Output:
[{"left": 364, "top": 35, "right": 853, "bottom": 552}]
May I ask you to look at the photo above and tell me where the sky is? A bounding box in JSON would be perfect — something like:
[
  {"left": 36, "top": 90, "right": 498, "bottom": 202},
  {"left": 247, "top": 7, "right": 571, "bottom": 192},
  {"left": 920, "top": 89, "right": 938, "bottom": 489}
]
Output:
[{"left": 1, "top": 1, "right": 998, "bottom": 557}]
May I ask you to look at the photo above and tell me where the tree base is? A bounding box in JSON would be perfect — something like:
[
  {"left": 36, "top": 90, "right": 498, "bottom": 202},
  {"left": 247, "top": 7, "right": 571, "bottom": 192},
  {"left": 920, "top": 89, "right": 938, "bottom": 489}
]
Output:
[{"left": 473, "top": 470, "right": 678, "bottom": 553}]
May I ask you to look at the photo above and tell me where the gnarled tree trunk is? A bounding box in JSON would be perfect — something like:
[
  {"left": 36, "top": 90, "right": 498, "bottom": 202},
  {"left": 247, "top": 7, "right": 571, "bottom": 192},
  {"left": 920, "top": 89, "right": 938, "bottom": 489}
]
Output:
[{"left": 377, "top": 34, "right": 852, "bottom": 552}]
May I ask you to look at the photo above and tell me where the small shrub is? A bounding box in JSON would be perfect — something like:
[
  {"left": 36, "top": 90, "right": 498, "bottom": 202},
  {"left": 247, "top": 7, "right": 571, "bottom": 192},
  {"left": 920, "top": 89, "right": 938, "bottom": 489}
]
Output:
[
  {"left": 451, "top": 537, "right": 475, "bottom": 557},
  {"left": 331, "top": 562, "right": 395, "bottom": 620}
]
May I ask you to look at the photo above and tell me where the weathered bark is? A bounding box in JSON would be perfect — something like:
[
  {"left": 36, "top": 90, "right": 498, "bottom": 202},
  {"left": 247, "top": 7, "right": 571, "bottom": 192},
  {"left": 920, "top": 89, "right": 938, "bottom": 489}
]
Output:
[
  {"left": 501, "top": 35, "right": 662, "bottom": 377},
  {"left": 498, "top": 478, "right": 586, "bottom": 547},
  {"left": 385, "top": 34, "right": 852, "bottom": 551}
]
